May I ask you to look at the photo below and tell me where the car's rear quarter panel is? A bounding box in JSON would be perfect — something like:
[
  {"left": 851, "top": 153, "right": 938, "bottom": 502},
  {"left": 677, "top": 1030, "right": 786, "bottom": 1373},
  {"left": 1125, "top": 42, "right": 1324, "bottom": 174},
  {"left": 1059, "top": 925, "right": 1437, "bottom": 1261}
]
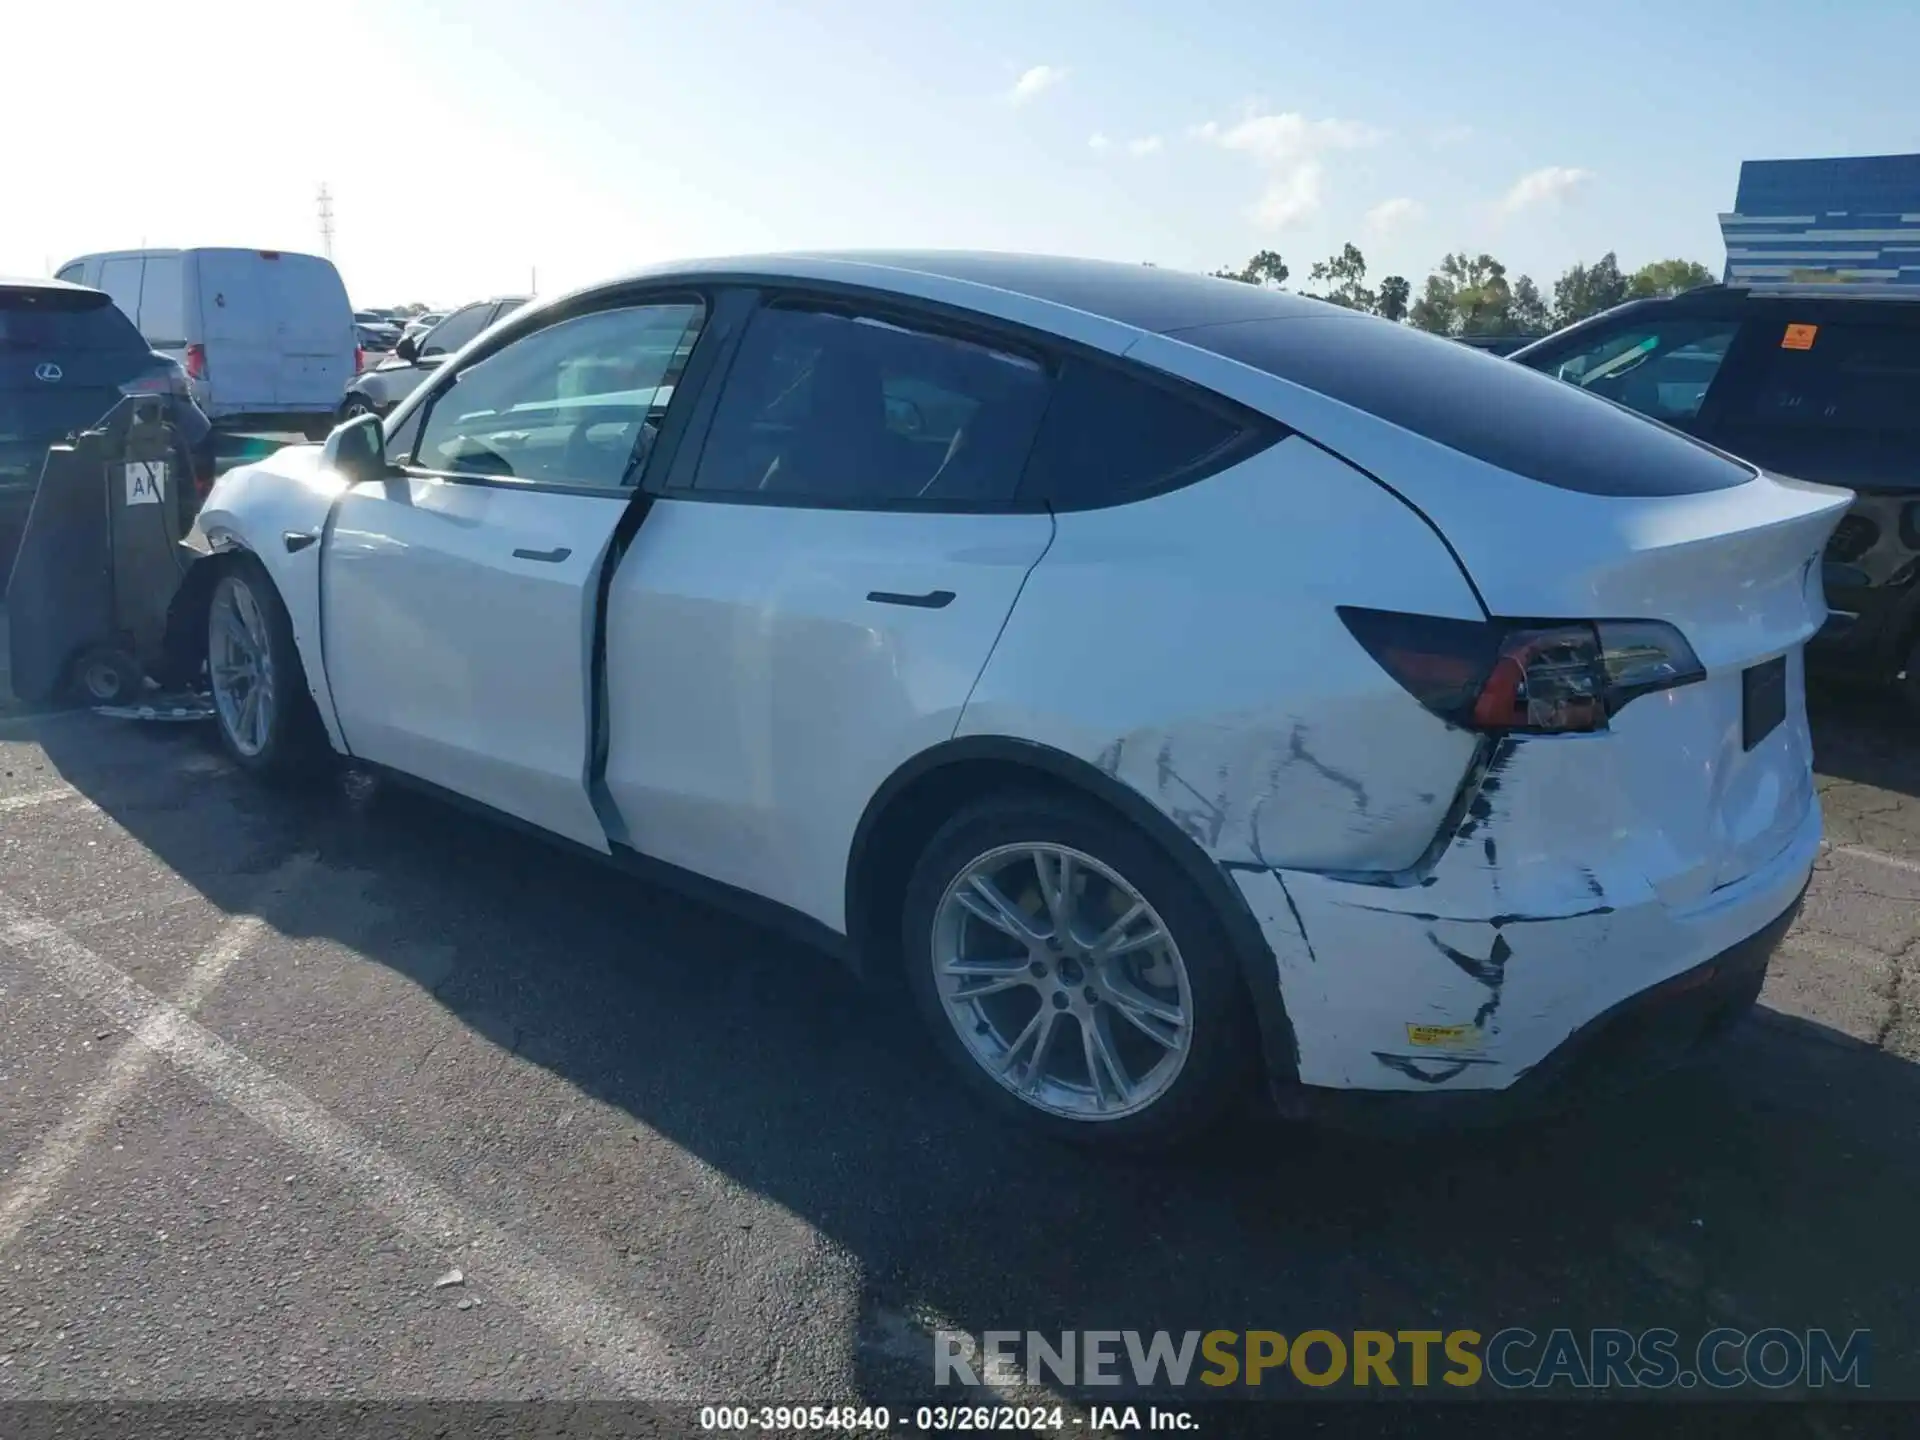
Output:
[{"left": 958, "top": 436, "right": 1486, "bottom": 874}]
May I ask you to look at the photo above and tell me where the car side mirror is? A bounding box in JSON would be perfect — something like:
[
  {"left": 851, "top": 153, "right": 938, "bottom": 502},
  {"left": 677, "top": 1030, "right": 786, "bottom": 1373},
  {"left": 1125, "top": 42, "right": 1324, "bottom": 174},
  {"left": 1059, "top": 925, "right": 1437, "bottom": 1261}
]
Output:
[
  {"left": 394, "top": 334, "right": 420, "bottom": 362},
  {"left": 322, "top": 412, "right": 390, "bottom": 486}
]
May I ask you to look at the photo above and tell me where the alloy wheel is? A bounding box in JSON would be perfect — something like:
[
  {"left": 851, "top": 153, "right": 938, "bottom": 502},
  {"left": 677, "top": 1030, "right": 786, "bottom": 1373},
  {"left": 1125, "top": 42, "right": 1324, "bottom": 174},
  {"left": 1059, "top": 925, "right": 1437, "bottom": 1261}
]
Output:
[
  {"left": 929, "top": 841, "right": 1193, "bottom": 1121},
  {"left": 209, "top": 576, "right": 277, "bottom": 758}
]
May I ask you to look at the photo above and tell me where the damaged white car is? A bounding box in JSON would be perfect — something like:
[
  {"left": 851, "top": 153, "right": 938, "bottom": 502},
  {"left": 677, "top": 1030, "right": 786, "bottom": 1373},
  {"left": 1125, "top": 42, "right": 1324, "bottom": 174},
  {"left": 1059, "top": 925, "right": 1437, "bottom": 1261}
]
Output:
[{"left": 176, "top": 252, "right": 1849, "bottom": 1147}]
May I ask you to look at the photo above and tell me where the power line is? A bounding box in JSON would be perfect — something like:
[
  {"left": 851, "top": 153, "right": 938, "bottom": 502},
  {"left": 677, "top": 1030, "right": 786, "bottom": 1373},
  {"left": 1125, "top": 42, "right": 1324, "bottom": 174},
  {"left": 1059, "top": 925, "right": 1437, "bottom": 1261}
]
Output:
[{"left": 317, "top": 183, "right": 336, "bottom": 259}]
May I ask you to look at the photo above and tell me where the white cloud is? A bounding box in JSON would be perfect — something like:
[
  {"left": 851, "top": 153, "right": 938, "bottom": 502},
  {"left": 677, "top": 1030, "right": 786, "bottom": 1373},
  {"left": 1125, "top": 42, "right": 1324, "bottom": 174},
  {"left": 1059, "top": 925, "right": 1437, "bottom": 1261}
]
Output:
[
  {"left": 1365, "top": 196, "right": 1423, "bottom": 235},
  {"left": 1126, "top": 135, "right": 1164, "bottom": 157},
  {"left": 1254, "top": 166, "right": 1324, "bottom": 228},
  {"left": 1192, "top": 109, "right": 1385, "bottom": 229},
  {"left": 1088, "top": 132, "right": 1111, "bottom": 152},
  {"left": 1500, "top": 165, "right": 1595, "bottom": 214},
  {"left": 1007, "top": 65, "right": 1066, "bottom": 106},
  {"left": 1429, "top": 123, "right": 1475, "bottom": 149}
]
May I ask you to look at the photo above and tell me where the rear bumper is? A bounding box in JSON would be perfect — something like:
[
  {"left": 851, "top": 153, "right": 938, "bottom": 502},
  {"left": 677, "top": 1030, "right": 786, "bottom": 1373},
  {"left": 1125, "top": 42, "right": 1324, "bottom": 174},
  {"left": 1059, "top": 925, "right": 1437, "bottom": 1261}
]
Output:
[{"left": 1272, "top": 884, "right": 1802, "bottom": 1132}]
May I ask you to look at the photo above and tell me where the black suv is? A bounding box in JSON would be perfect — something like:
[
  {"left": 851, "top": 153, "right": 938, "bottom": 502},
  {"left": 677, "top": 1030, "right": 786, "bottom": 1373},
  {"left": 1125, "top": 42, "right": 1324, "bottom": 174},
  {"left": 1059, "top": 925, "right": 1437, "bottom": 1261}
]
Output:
[
  {"left": 1512, "top": 286, "right": 1920, "bottom": 715},
  {"left": 1, "top": 277, "right": 214, "bottom": 584}
]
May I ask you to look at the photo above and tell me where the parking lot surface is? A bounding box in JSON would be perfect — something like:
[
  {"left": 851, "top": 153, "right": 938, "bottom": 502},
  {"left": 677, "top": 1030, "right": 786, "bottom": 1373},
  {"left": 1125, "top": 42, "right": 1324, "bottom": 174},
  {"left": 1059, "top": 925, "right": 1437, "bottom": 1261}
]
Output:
[{"left": 0, "top": 689, "right": 1916, "bottom": 1405}]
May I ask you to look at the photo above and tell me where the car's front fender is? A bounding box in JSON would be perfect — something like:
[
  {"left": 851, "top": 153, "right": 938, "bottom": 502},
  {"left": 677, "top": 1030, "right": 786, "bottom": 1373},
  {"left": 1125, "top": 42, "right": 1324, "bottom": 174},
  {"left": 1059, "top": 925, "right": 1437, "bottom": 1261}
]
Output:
[{"left": 191, "top": 446, "right": 351, "bottom": 754}]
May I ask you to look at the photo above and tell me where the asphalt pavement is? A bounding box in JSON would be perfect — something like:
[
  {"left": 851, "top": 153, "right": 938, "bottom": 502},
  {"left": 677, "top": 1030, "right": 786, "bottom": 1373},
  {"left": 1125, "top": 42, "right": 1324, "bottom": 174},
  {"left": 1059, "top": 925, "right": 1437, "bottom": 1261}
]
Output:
[{"left": 0, "top": 686, "right": 1916, "bottom": 1413}]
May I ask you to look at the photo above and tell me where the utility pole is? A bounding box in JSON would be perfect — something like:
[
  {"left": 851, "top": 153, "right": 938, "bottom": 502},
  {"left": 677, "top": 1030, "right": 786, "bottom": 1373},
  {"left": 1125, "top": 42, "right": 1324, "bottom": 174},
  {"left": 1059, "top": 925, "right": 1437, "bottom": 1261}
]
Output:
[
  {"left": 530, "top": 265, "right": 537, "bottom": 294},
  {"left": 318, "top": 183, "right": 336, "bottom": 260}
]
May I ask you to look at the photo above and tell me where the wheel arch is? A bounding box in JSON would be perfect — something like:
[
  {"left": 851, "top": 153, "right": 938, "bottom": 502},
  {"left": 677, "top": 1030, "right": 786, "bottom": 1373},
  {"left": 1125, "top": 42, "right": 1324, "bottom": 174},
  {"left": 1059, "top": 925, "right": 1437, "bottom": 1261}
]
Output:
[{"left": 845, "top": 735, "right": 1300, "bottom": 1082}]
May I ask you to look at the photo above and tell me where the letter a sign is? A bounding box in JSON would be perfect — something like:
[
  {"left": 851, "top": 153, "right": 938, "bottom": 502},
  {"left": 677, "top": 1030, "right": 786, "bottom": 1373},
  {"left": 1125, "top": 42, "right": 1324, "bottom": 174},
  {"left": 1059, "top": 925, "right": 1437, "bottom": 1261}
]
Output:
[{"left": 124, "top": 461, "right": 167, "bottom": 506}]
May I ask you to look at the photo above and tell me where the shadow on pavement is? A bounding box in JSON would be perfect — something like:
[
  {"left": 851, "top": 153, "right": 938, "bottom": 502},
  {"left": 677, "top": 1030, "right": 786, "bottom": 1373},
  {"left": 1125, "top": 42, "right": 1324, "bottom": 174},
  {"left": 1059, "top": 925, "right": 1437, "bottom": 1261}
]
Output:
[{"left": 30, "top": 710, "right": 1920, "bottom": 1407}]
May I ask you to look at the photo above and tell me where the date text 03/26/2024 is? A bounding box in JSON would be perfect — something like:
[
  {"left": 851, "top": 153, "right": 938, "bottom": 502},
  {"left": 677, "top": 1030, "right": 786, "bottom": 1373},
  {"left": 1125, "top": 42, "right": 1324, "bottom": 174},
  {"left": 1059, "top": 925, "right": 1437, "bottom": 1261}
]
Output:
[{"left": 699, "top": 1406, "right": 1094, "bottom": 1432}]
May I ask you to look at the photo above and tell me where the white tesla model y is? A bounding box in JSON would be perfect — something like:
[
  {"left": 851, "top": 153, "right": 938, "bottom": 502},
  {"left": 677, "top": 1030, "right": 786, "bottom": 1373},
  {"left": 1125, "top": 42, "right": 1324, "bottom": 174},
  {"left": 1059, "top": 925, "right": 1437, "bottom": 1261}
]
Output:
[{"left": 177, "top": 252, "right": 1849, "bottom": 1147}]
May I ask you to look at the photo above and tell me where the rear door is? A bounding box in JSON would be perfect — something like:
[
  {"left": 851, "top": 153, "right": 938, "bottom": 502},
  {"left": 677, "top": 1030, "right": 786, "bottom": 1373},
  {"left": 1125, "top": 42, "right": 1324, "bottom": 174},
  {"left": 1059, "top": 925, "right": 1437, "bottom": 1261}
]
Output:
[
  {"left": 322, "top": 293, "right": 708, "bottom": 849},
  {"left": 194, "top": 250, "right": 280, "bottom": 413},
  {"left": 600, "top": 292, "right": 1056, "bottom": 929},
  {"left": 270, "top": 253, "right": 356, "bottom": 409}
]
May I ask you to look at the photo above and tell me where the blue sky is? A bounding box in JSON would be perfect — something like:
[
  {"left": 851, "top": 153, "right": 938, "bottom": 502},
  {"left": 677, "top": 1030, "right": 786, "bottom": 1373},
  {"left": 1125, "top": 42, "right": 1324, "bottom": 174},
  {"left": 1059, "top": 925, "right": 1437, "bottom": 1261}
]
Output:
[{"left": 6, "top": 0, "right": 1918, "bottom": 308}]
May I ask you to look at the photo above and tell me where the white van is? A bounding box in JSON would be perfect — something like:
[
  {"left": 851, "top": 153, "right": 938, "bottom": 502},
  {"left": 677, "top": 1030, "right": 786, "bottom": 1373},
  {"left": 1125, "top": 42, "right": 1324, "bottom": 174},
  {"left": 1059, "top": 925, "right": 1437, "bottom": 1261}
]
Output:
[{"left": 55, "top": 248, "right": 355, "bottom": 436}]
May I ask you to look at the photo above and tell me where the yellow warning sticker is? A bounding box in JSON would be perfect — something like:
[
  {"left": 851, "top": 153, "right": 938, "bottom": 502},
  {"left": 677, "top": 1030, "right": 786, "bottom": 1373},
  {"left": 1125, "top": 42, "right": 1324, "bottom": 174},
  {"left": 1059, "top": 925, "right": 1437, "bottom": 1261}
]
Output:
[
  {"left": 1781, "top": 323, "right": 1819, "bottom": 350},
  {"left": 1406, "top": 1023, "right": 1476, "bottom": 1049}
]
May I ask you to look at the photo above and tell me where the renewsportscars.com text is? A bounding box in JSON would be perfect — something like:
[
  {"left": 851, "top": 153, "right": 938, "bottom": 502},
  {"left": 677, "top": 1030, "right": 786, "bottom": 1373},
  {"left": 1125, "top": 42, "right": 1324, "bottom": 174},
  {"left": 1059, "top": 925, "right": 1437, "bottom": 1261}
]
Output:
[{"left": 935, "top": 1327, "right": 1871, "bottom": 1391}]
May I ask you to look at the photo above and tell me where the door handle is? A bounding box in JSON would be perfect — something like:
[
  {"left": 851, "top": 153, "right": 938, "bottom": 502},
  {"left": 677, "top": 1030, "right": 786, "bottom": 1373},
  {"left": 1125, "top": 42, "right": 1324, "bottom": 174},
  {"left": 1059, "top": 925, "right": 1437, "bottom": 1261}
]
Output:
[
  {"left": 283, "top": 530, "right": 318, "bottom": 553},
  {"left": 512, "top": 546, "right": 572, "bottom": 563},
  {"left": 867, "top": 589, "right": 955, "bottom": 609}
]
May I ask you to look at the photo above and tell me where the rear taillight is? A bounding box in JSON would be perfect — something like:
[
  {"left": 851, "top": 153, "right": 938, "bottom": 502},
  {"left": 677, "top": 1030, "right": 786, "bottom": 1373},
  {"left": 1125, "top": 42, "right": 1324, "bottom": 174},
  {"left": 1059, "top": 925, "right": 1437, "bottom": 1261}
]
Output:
[
  {"left": 120, "top": 364, "right": 191, "bottom": 399},
  {"left": 355, "top": 347, "right": 366, "bottom": 374},
  {"left": 184, "top": 344, "right": 208, "bottom": 380},
  {"left": 1339, "top": 607, "right": 1705, "bottom": 734}
]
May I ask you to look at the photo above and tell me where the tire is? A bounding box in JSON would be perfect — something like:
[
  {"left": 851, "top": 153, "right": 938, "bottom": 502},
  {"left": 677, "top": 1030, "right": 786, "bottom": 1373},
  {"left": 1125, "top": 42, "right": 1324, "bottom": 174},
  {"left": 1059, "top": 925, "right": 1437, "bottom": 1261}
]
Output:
[
  {"left": 205, "top": 556, "right": 329, "bottom": 781},
  {"left": 901, "top": 791, "right": 1258, "bottom": 1150},
  {"left": 69, "top": 647, "right": 146, "bottom": 705},
  {"left": 339, "top": 395, "right": 380, "bottom": 424}
]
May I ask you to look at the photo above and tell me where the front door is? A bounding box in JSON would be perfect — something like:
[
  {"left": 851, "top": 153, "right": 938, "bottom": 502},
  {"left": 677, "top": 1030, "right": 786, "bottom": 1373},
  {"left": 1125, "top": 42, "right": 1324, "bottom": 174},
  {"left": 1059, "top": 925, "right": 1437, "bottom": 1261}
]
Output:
[{"left": 320, "top": 295, "right": 711, "bottom": 849}]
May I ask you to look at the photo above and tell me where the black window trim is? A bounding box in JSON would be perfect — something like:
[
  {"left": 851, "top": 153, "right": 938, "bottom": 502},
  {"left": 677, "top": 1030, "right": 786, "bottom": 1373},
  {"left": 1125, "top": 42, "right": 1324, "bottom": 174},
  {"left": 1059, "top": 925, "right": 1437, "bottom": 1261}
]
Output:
[
  {"left": 648, "top": 278, "right": 1286, "bottom": 516},
  {"left": 395, "top": 285, "right": 715, "bottom": 499}
]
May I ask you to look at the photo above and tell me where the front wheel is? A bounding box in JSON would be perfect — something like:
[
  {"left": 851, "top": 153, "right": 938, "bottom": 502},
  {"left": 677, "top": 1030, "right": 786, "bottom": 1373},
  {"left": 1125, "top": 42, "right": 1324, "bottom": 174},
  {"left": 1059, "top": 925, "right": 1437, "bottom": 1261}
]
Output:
[
  {"left": 339, "top": 395, "right": 380, "bottom": 424},
  {"left": 206, "top": 559, "right": 328, "bottom": 779},
  {"left": 902, "top": 792, "right": 1258, "bottom": 1150}
]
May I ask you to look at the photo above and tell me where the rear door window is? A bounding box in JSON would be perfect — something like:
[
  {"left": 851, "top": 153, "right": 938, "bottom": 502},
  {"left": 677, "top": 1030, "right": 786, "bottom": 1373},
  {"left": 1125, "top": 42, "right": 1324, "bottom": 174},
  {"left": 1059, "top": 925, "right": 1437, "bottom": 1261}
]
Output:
[
  {"left": 137, "top": 254, "right": 187, "bottom": 347},
  {"left": 421, "top": 304, "right": 494, "bottom": 357},
  {"left": 0, "top": 290, "right": 149, "bottom": 354},
  {"left": 1018, "top": 357, "right": 1273, "bottom": 508},
  {"left": 94, "top": 258, "right": 146, "bottom": 328},
  {"left": 1536, "top": 318, "right": 1741, "bottom": 425},
  {"left": 688, "top": 302, "right": 1053, "bottom": 506}
]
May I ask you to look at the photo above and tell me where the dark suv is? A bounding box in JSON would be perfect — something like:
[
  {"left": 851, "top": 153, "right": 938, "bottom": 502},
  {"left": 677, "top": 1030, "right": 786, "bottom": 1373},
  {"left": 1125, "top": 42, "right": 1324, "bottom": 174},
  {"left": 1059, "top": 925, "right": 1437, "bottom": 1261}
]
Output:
[
  {"left": 1, "top": 277, "right": 214, "bottom": 584},
  {"left": 1511, "top": 285, "right": 1920, "bottom": 715}
]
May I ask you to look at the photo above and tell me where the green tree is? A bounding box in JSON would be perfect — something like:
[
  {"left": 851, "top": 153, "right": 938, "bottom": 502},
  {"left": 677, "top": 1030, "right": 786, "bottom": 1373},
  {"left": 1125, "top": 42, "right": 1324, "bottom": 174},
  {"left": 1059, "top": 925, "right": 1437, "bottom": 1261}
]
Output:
[
  {"left": 1628, "top": 258, "right": 1716, "bottom": 299},
  {"left": 1375, "top": 274, "right": 1410, "bottom": 323},
  {"left": 1509, "top": 274, "right": 1552, "bottom": 334},
  {"left": 1410, "top": 252, "right": 1516, "bottom": 335},
  {"left": 1213, "top": 249, "right": 1290, "bottom": 288},
  {"left": 1551, "top": 252, "right": 1630, "bottom": 328},
  {"left": 1307, "top": 242, "right": 1375, "bottom": 311}
]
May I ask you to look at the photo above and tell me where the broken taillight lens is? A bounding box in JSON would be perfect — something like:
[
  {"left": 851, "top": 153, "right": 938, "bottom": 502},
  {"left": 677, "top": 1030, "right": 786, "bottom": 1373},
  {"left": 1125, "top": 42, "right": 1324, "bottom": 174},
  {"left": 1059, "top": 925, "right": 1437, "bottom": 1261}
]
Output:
[{"left": 1338, "top": 607, "right": 1705, "bottom": 734}]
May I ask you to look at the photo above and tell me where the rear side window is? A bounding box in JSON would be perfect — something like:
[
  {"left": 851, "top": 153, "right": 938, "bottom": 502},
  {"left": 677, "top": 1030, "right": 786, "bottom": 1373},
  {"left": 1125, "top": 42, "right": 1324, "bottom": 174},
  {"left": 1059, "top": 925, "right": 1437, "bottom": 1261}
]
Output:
[
  {"left": 1018, "top": 358, "right": 1270, "bottom": 508},
  {"left": 690, "top": 303, "right": 1052, "bottom": 505},
  {"left": 422, "top": 304, "right": 493, "bottom": 357},
  {"left": 137, "top": 255, "right": 187, "bottom": 347},
  {"left": 0, "top": 290, "right": 148, "bottom": 354},
  {"left": 1738, "top": 321, "right": 1920, "bottom": 433},
  {"left": 1180, "top": 313, "right": 1753, "bottom": 496},
  {"left": 1535, "top": 318, "right": 1740, "bottom": 424}
]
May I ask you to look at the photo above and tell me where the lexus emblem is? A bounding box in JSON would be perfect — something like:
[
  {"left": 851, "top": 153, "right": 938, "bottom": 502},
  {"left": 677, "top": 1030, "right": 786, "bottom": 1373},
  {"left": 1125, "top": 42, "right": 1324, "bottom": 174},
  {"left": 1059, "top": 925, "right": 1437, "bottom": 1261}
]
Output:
[{"left": 33, "top": 362, "right": 62, "bottom": 382}]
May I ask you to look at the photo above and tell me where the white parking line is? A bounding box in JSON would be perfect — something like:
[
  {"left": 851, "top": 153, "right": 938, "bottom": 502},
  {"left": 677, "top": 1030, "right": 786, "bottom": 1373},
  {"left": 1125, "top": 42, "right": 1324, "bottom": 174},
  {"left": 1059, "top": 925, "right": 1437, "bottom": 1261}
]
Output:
[
  {"left": 0, "top": 786, "right": 80, "bottom": 813},
  {"left": 0, "top": 887, "right": 706, "bottom": 1400},
  {"left": 1826, "top": 844, "right": 1920, "bottom": 877},
  {"left": 0, "top": 855, "right": 313, "bottom": 1254}
]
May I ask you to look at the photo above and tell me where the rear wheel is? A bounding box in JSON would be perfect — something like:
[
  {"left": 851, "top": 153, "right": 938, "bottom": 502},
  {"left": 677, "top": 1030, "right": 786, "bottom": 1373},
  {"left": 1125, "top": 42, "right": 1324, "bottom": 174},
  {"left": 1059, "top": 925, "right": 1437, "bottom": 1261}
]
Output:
[
  {"left": 206, "top": 558, "right": 328, "bottom": 779},
  {"left": 339, "top": 395, "right": 379, "bottom": 424},
  {"left": 902, "top": 792, "right": 1257, "bottom": 1149}
]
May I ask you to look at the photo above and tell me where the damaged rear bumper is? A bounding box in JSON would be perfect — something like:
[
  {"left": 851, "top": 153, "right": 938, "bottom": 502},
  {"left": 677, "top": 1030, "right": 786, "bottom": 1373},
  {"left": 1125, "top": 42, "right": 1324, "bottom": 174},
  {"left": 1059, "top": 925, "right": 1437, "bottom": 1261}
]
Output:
[{"left": 1269, "top": 883, "right": 1803, "bottom": 1132}]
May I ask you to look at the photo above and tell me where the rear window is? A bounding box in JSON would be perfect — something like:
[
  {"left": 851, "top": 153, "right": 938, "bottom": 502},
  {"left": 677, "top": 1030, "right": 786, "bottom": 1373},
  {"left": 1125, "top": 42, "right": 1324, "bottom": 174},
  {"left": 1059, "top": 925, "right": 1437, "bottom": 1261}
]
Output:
[
  {"left": 0, "top": 289, "right": 148, "bottom": 354},
  {"left": 1018, "top": 357, "right": 1272, "bottom": 508},
  {"left": 1738, "top": 321, "right": 1920, "bottom": 433},
  {"left": 1176, "top": 313, "right": 1754, "bottom": 496}
]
